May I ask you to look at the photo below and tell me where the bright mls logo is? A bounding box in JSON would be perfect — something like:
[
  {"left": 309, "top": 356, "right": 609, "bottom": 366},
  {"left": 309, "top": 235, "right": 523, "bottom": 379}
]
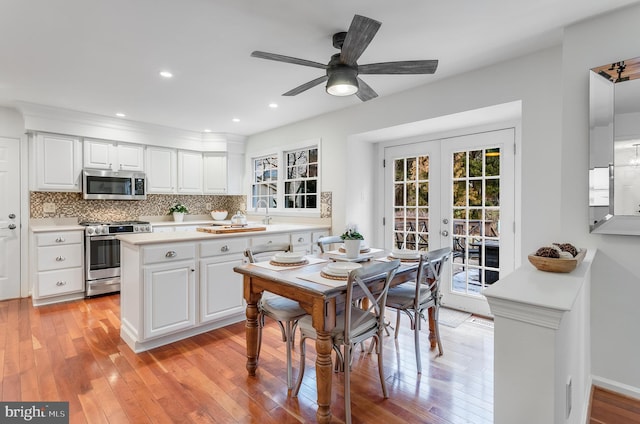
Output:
[{"left": 0, "top": 402, "right": 68, "bottom": 423}]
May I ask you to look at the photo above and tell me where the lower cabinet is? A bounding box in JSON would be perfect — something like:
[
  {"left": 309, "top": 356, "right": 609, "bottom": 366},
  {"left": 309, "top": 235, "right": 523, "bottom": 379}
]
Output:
[
  {"left": 119, "top": 227, "right": 329, "bottom": 352},
  {"left": 199, "top": 254, "right": 245, "bottom": 323},
  {"left": 143, "top": 259, "right": 196, "bottom": 339},
  {"left": 31, "top": 229, "right": 85, "bottom": 306}
]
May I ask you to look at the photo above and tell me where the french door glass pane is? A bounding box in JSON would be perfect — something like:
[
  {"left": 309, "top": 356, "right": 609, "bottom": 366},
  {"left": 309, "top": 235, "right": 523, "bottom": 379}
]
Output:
[
  {"left": 451, "top": 148, "right": 501, "bottom": 297},
  {"left": 393, "top": 156, "right": 429, "bottom": 251}
]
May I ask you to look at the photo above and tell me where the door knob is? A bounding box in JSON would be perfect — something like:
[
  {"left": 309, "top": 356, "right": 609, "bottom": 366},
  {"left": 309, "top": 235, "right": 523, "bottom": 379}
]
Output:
[
  {"left": 8, "top": 213, "right": 15, "bottom": 219},
  {"left": 8, "top": 224, "right": 16, "bottom": 230},
  {"left": 442, "top": 218, "right": 449, "bottom": 224},
  {"left": 441, "top": 230, "right": 449, "bottom": 237}
]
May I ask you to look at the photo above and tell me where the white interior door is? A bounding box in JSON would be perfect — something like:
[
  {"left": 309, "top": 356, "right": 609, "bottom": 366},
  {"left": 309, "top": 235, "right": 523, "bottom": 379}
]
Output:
[
  {"left": 0, "top": 137, "right": 21, "bottom": 300},
  {"left": 384, "top": 128, "right": 515, "bottom": 316}
]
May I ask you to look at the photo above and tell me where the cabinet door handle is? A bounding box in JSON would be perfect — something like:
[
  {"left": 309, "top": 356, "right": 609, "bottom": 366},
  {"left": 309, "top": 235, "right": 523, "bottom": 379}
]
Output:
[
  {"left": 56, "top": 281, "right": 67, "bottom": 286},
  {"left": 55, "top": 256, "right": 65, "bottom": 261},
  {"left": 221, "top": 245, "right": 229, "bottom": 252},
  {"left": 165, "top": 251, "right": 177, "bottom": 258},
  {"left": 191, "top": 269, "right": 195, "bottom": 272},
  {"left": 55, "top": 237, "right": 65, "bottom": 243},
  {"left": 298, "top": 237, "right": 304, "bottom": 243}
]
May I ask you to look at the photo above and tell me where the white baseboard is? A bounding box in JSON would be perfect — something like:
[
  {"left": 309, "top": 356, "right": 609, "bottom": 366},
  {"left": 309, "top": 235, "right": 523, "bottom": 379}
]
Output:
[{"left": 591, "top": 374, "right": 640, "bottom": 400}]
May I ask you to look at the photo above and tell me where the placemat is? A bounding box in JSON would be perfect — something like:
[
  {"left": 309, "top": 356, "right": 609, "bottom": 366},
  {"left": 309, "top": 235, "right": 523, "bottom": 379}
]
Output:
[{"left": 252, "top": 256, "right": 327, "bottom": 271}]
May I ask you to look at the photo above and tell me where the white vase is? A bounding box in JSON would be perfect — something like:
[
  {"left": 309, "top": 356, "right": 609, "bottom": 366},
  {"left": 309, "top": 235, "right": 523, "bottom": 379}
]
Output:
[
  {"left": 344, "top": 239, "right": 361, "bottom": 259},
  {"left": 172, "top": 212, "right": 184, "bottom": 222}
]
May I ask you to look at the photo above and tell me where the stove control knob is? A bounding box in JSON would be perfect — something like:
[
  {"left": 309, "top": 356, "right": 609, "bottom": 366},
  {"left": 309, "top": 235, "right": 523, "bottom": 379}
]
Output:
[{"left": 86, "top": 227, "right": 95, "bottom": 235}]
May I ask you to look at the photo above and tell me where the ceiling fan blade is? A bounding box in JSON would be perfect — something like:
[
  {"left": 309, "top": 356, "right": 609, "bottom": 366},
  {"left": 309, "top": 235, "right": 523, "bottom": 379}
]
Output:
[
  {"left": 355, "top": 77, "right": 378, "bottom": 102},
  {"left": 359, "top": 60, "right": 439, "bottom": 74},
  {"left": 283, "top": 75, "right": 329, "bottom": 96},
  {"left": 340, "top": 15, "right": 381, "bottom": 65},
  {"left": 251, "top": 51, "right": 327, "bottom": 70}
]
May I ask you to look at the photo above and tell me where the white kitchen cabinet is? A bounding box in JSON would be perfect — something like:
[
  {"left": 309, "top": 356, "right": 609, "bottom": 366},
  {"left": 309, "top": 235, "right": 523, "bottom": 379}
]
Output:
[
  {"left": 146, "top": 146, "right": 177, "bottom": 194},
  {"left": 227, "top": 151, "right": 244, "bottom": 195},
  {"left": 199, "top": 238, "right": 247, "bottom": 324},
  {"left": 311, "top": 230, "right": 330, "bottom": 254},
  {"left": 143, "top": 259, "right": 196, "bottom": 339},
  {"left": 203, "top": 152, "right": 227, "bottom": 194},
  {"left": 32, "top": 229, "right": 85, "bottom": 305},
  {"left": 84, "top": 139, "right": 145, "bottom": 172},
  {"left": 291, "top": 231, "right": 313, "bottom": 254},
  {"left": 177, "top": 150, "right": 203, "bottom": 194},
  {"left": 142, "top": 243, "right": 196, "bottom": 339},
  {"left": 33, "top": 133, "right": 83, "bottom": 191}
]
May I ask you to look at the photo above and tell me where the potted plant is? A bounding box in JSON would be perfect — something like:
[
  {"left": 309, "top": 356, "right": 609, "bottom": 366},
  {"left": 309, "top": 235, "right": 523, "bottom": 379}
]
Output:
[
  {"left": 168, "top": 203, "right": 189, "bottom": 222},
  {"left": 340, "top": 225, "right": 364, "bottom": 259}
]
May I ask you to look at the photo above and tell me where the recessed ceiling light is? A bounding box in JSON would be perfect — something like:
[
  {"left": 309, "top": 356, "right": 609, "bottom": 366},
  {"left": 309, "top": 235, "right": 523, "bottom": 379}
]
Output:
[
  {"left": 203, "top": 129, "right": 212, "bottom": 133},
  {"left": 269, "top": 103, "right": 278, "bottom": 108},
  {"left": 232, "top": 118, "right": 240, "bottom": 122},
  {"left": 116, "top": 112, "right": 126, "bottom": 117},
  {"left": 159, "top": 71, "right": 173, "bottom": 78}
]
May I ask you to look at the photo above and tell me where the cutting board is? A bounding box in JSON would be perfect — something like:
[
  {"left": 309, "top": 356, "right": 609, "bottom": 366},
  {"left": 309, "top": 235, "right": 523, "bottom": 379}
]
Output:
[{"left": 197, "top": 226, "right": 267, "bottom": 234}]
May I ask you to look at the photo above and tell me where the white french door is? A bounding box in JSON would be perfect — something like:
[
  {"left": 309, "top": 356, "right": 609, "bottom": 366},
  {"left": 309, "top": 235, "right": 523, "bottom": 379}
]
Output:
[{"left": 384, "top": 128, "right": 515, "bottom": 316}]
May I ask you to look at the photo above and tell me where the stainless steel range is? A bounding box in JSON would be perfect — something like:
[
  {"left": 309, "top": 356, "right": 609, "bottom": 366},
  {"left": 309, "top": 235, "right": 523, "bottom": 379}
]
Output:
[{"left": 80, "top": 220, "right": 152, "bottom": 296}]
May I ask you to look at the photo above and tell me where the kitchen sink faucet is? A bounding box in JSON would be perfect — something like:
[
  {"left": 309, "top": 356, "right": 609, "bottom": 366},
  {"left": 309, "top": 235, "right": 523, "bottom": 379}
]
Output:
[{"left": 255, "top": 199, "right": 272, "bottom": 225}]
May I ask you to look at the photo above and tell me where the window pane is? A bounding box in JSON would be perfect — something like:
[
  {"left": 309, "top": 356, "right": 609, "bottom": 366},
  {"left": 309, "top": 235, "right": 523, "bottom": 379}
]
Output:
[
  {"left": 469, "top": 180, "right": 483, "bottom": 206},
  {"left": 307, "top": 195, "right": 317, "bottom": 208},
  {"left": 486, "top": 148, "right": 500, "bottom": 176},
  {"left": 453, "top": 181, "right": 467, "bottom": 206},
  {"left": 418, "top": 182, "right": 429, "bottom": 206},
  {"left": 407, "top": 157, "right": 416, "bottom": 180},
  {"left": 453, "top": 152, "right": 467, "bottom": 178},
  {"left": 306, "top": 180, "right": 317, "bottom": 193},
  {"left": 418, "top": 156, "right": 429, "bottom": 180},
  {"left": 309, "top": 163, "right": 317, "bottom": 177},
  {"left": 309, "top": 148, "right": 318, "bottom": 162},
  {"left": 486, "top": 178, "right": 500, "bottom": 206}
]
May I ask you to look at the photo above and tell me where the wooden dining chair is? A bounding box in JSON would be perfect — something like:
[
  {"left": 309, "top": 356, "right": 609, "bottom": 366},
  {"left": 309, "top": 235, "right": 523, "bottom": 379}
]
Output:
[
  {"left": 316, "top": 235, "right": 343, "bottom": 253},
  {"left": 385, "top": 246, "right": 452, "bottom": 373},
  {"left": 292, "top": 259, "right": 401, "bottom": 424},
  {"left": 244, "top": 242, "right": 308, "bottom": 390}
]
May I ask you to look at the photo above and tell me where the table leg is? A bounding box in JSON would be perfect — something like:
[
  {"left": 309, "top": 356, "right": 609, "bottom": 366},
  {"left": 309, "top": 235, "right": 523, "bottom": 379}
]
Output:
[
  {"left": 428, "top": 306, "right": 436, "bottom": 349},
  {"left": 315, "top": 330, "right": 333, "bottom": 424},
  {"left": 245, "top": 297, "right": 260, "bottom": 376}
]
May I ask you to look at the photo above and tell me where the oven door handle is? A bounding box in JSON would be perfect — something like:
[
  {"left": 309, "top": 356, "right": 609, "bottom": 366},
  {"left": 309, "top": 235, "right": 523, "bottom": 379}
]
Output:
[{"left": 90, "top": 235, "right": 118, "bottom": 241}]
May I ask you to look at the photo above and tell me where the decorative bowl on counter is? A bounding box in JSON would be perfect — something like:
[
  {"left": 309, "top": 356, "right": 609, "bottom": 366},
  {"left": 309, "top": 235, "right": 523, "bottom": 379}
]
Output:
[
  {"left": 210, "top": 210, "right": 228, "bottom": 220},
  {"left": 528, "top": 248, "right": 586, "bottom": 273}
]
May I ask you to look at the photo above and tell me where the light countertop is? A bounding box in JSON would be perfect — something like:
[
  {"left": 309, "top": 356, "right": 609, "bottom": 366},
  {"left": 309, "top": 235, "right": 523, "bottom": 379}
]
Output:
[{"left": 117, "top": 223, "right": 331, "bottom": 246}]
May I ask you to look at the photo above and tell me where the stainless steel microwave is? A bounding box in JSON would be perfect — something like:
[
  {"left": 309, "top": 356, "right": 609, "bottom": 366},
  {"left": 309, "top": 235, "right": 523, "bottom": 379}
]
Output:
[{"left": 83, "top": 169, "right": 147, "bottom": 200}]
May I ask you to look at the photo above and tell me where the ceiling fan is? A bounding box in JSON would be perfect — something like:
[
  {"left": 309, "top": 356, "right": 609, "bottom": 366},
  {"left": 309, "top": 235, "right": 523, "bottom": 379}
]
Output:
[{"left": 251, "top": 14, "right": 438, "bottom": 102}]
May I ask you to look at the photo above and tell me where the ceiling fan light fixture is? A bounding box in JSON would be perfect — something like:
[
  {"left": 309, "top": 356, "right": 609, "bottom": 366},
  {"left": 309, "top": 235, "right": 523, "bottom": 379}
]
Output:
[{"left": 326, "top": 67, "right": 358, "bottom": 96}]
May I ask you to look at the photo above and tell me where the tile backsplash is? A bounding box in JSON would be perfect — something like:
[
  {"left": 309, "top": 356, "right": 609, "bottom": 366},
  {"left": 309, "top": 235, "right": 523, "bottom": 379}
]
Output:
[
  {"left": 30, "top": 192, "right": 246, "bottom": 222},
  {"left": 30, "top": 191, "right": 333, "bottom": 221}
]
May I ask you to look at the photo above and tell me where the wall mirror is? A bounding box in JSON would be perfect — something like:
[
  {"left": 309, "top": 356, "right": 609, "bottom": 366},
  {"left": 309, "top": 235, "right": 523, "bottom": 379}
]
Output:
[{"left": 589, "top": 57, "right": 640, "bottom": 235}]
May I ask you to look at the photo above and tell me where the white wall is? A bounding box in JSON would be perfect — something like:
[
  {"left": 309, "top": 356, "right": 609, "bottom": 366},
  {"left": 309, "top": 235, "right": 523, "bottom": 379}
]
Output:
[{"left": 563, "top": 3, "right": 640, "bottom": 395}]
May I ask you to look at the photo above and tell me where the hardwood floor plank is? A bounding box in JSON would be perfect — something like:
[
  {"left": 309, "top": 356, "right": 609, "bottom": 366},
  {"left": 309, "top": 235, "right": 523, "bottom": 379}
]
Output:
[{"left": 0, "top": 296, "right": 494, "bottom": 423}]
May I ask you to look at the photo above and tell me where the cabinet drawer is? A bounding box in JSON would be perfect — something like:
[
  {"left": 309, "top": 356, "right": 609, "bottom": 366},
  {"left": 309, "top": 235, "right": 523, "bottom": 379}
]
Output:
[
  {"left": 312, "top": 230, "right": 330, "bottom": 243},
  {"left": 37, "top": 245, "right": 83, "bottom": 271},
  {"left": 37, "top": 231, "right": 83, "bottom": 247},
  {"left": 200, "top": 238, "right": 247, "bottom": 257},
  {"left": 37, "top": 268, "right": 84, "bottom": 297},
  {"left": 291, "top": 232, "right": 312, "bottom": 246},
  {"left": 250, "top": 233, "right": 290, "bottom": 247},
  {"left": 143, "top": 243, "right": 196, "bottom": 264}
]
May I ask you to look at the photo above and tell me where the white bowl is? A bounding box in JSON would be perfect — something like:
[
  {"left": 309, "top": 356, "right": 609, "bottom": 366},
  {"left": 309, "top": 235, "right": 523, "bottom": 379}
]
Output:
[
  {"left": 390, "top": 249, "right": 421, "bottom": 260},
  {"left": 272, "top": 252, "right": 306, "bottom": 263},
  {"left": 211, "top": 210, "right": 228, "bottom": 220},
  {"left": 323, "top": 262, "right": 362, "bottom": 276}
]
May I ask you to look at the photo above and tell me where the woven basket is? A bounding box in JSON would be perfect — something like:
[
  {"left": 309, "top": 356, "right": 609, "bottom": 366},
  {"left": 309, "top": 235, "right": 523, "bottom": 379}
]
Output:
[{"left": 527, "top": 248, "right": 586, "bottom": 273}]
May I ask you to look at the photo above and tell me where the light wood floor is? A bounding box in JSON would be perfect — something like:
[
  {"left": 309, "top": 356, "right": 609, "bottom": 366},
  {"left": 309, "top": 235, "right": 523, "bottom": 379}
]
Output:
[
  {"left": 0, "top": 295, "right": 494, "bottom": 423},
  {"left": 590, "top": 385, "right": 640, "bottom": 424}
]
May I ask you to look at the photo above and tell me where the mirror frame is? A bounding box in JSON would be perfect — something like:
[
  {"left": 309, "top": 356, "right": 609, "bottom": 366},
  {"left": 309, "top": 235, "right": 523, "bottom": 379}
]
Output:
[{"left": 589, "top": 57, "right": 640, "bottom": 235}]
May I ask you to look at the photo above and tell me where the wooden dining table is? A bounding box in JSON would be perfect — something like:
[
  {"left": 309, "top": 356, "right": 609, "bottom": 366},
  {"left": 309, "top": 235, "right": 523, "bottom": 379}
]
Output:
[{"left": 233, "top": 249, "right": 431, "bottom": 423}]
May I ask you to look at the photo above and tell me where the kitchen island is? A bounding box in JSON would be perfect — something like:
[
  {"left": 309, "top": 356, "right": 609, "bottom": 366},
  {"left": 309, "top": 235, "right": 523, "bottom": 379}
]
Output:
[{"left": 117, "top": 223, "right": 330, "bottom": 352}]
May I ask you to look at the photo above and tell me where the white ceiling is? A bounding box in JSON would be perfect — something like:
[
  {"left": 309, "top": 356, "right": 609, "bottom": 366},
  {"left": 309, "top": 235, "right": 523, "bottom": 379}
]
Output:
[{"left": 1, "top": 0, "right": 638, "bottom": 136}]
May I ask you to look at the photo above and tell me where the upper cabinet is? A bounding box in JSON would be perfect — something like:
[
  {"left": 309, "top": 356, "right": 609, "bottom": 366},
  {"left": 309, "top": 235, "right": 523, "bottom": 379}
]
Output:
[
  {"left": 32, "top": 133, "right": 83, "bottom": 191},
  {"left": 227, "top": 151, "right": 244, "bottom": 195},
  {"left": 84, "top": 139, "right": 144, "bottom": 172},
  {"left": 177, "top": 150, "right": 203, "bottom": 194},
  {"left": 203, "top": 153, "right": 227, "bottom": 194},
  {"left": 146, "top": 146, "right": 177, "bottom": 194}
]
